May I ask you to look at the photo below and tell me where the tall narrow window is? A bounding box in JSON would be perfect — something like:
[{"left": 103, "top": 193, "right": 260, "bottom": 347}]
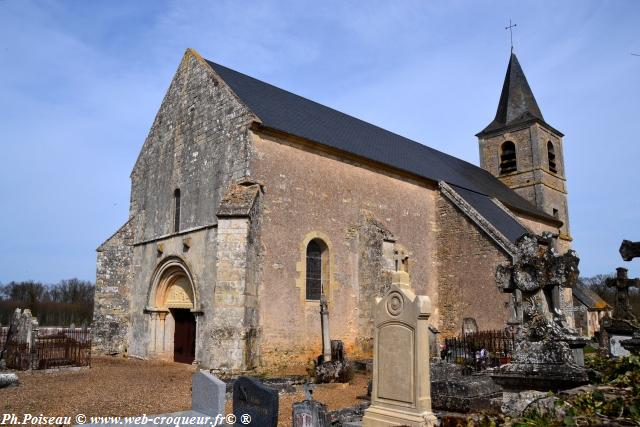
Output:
[
  {"left": 173, "top": 189, "right": 181, "bottom": 233},
  {"left": 547, "top": 141, "right": 557, "bottom": 173},
  {"left": 306, "top": 239, "right": 326, "bottom": 300},
  {"left": 499, "top": 141, "right": 517, "bottom": 174}
]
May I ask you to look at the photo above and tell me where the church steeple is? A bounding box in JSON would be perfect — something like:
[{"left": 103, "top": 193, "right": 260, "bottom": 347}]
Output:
[
  {"left": 476, "top": 52, "right": 571, "bottom": 245},
  {"left": 477, "top": 53, "right": 553, "bottom": 137}
]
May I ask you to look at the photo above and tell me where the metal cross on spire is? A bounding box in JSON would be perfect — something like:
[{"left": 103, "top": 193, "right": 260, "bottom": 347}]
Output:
[{"left": 505, "top": 19, "right": 517, "bottom": 52}]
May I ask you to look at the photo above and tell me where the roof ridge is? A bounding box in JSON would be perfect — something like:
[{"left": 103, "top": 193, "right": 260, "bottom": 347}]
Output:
[{"left": 204, "top": 57, "right": 558, "bottom": 224}]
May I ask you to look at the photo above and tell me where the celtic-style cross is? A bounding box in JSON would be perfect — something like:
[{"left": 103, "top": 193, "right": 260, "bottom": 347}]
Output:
[
  {"left": 606, "top": 267, "right": 640, "bottom": 321},
  {"left": 505, "top": 19, "right": 517, "bottom": 52}
]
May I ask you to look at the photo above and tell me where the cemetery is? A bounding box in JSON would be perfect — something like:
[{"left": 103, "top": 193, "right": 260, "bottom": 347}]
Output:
[
  {"left": 3, "top": 236, "right": 640, "bottom": 425},
  {"left": 2, "top": 5, "right": 639, "bottom": 426}
]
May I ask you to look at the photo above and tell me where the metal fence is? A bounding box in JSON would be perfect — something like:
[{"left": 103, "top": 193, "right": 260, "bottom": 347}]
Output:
[
  {"left": 443, "top": 329, "right": 516, "bottom": 373},
  {"left": 0, "top": 327, "right": 7, "bottom": 348},
  {"left": 36, "top": 328, "right": 92, "bottom": 369},
  {"left": 1, "top": 327, "right": 91, "bottom": 370}
]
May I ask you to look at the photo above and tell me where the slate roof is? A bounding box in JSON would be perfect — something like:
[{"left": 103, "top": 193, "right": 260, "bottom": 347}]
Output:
[
  {"left": 573, "top": 284, "right": 611, "bottom": 311},
  {"left": 205, "top": 58, "right": 559, "bottom": 227},
  {"left": 450, "top": 184, "right": 529, "bottom": 243},
  {"left": 477, "top": 53, "right": 561, "bottom": 137}
]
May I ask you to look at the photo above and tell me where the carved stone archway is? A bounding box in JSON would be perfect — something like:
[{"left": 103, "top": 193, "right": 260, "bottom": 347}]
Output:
[{"left": 145, "top": 257, "right": 198, "bottom": 363}]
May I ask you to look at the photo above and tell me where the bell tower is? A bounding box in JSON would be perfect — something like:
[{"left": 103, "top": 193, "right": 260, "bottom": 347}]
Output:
[{"left": 477, "top": 53, "right": 571, "bottom": 241}]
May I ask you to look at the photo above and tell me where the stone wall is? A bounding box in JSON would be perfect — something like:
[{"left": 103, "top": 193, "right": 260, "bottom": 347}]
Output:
[
  {"left": 354, "top": 215, "right": 395, "bottom": 355},
  {"left": 249, "top": 129, "right": 439, "bottom": 368},
  {"left": 207, "top": 183, "right": 262, "bottom": 372},
  {"left": 93, "top": 219, "right": 134, "bottom": 354},
  {"left": 95, "top": 49, "right": 257, "bottom": 366},
  {"left": 478, "top": 123, "right": 570, "bottom": 239},
  {"left": 129, "top": 49, "right": 255, "bottom": 241},
  {"left": 435, "top": 195, "right": 511, "bottom": 337}
]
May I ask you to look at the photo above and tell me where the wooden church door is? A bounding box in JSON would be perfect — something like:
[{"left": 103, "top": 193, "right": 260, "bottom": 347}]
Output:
[{"left": 171, "top": 309, "right": 196, "bottom": 364}]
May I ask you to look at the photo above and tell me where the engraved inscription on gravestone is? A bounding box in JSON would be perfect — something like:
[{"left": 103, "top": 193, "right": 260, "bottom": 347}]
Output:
[
  {"left": 292, "top": 400, "right": 329, "bottom": 427},
  {"left": 232, "top": 376, "right": 278, "bottom": 427}
]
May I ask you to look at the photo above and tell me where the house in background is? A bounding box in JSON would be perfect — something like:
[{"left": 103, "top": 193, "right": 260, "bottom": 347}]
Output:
[{"left": 572, "top": 284, "right": 612, "bottom": 338}]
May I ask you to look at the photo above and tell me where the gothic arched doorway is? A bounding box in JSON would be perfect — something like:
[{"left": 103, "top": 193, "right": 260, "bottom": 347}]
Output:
[{"left": 147, "top": 259, "right": 197, "bottom": 364}]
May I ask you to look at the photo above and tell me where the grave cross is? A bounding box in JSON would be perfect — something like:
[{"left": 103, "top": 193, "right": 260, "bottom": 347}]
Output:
[
  {"left": 620, "top": 240, "right": 640, "bottom": 261},
  {"left": 505, "top": 19, "right": 517, "bottom": 52},
  {"left": 606, "top": 267, "right": 640, "bottom": 321},
  {"left": 393, "top": 248, "right": 409, "bottom": 273}
]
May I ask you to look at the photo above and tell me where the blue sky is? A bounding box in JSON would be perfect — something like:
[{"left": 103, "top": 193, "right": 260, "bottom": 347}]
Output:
[{"left": 0, "top": 1, "right": 638, "bottom": 283}]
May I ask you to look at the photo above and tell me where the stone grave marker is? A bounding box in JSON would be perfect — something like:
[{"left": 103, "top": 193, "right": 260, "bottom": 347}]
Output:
[
  {"left": 292, "top": 382, "right": 329, "bottom": 427},
  {"left": 606, "top": 267, "right": 640, "bottom": 321},
  {"left": 192, "top": 371, "right": 225, "bottom": 417},
  {"left": 601, "top": 267, "right": 640, "bottom": 356},
  {"left": 362, "top": 270, "right": 436, "bottom": 427},
  {"left": 491, "top": 233, "right": 589, "bottom": 391},
  {"left": 292, "top": 400, "right": 329, "bottom": 427},
  {"left": 428, "top": 325, "right": 440, "bottom": 361},
  {"left": 233, "top": 376, "right": 278, "bottom": 427},
  {"left": 620, "top": 240, "right": 640, "bottom": 261},
  {"left": 462, "top": 317, "right": 478, "bottom": 335},
  {"left": 610, "top": 334, "right": 632, "bottom": 357}
]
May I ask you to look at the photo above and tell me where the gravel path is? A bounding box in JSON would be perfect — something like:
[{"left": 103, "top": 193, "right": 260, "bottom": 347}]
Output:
[{"left": 1, "top": 357, "right": 369, "bottom": 426}]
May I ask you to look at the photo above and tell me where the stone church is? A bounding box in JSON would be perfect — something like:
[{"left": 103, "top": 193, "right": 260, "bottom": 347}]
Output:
[{"left": 93, "top": 48, "right": 572, "bottom": 372}]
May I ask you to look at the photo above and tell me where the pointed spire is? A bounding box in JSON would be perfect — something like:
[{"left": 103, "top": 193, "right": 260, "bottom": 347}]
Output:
[{"left": 478, "top": 53, "right": 549, "bottom": 136}]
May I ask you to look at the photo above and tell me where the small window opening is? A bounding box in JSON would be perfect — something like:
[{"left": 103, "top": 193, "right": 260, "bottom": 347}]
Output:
[
  {"left": 306, "top": 239, "right": 327, "bottom": 300},
  {"left": 500, "top": 141, "right": 517, "bottom": 174},
  {"left": 547, "top": 141, "right": 557, "bottom": 173},
  {"left": 174, "top": 189, "right": 181, "bottom": 233},
  {"left": 553, "top": 208, "right": 559, "bottom": 219}
]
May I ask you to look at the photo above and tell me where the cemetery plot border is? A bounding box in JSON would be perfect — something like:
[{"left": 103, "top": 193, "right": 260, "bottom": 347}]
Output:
[
  {"left": 3, "top": 327, "right": 91, "bottom": 370},
  {"left": 443, "top": 330, "right": 516, "bottom": 373}
]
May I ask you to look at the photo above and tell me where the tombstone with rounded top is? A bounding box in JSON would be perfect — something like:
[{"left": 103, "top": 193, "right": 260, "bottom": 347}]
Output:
[{"left": 362, "top": 271, "right": 437, "bottom": 427}]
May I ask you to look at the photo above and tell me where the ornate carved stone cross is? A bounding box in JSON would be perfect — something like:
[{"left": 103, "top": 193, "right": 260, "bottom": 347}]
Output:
[
  {"left": 496, "top": 233, "right": 580, "bottom": 329},
  {"left": 606, "top": 267, "right": 640, "bottom": 321},
  {"left": 620, "top": 240, "right": 640, "bottom": 261}
]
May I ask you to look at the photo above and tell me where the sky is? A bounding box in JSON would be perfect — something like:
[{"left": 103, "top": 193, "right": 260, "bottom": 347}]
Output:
[{"left": 0, "top": 0, "right": 638, "bottom": 283}]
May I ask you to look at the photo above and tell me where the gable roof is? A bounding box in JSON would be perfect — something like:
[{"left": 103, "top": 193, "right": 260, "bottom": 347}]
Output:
[
  {"left": 477, "top": 53, "right": 562, "bottom": 137},
  {"left": 205, "top": 57, "right": 558, "bottom": 225},
  {"left": 573, "top": 284, "right": 611, "bottom": 311},
  {"left": 451, "top": 184, "right": 529, "bottom": 244}
]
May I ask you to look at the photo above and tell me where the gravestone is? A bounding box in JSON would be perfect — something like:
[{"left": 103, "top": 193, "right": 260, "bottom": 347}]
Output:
[
  {"left": 621, "top": 332, "right": 640, "bottom": 355},
  {"left": 601, "top": 267, "right": 640, "bottom": 356},
  {"left": 1, "top": 308, "right": 38, "bottom": 370},
  {"left": 292, "top": 400, "right": 329, "bottom": 427},
  {"left": 462, "top": 317, "right": 478, "bottom": 335},
  {"left": 362, "top": 271, "right": 436, "bottom": 427},
  {"left": 620, "top": 240, "right": 640, "bottom": 261},
  {"left": 192, "top": 371, "right": 225, "bottom": 417},
  {"left": 606, "top": 267, "right": 640, "bottom": 321},
  {"left": 233, "top": 376, "right": 278, "bottom": 427},
  {"left": 428, "top": 326, "right": 440, "bottom": 361},
  {"left": 491, "top": 233, "right": 589, "bottom": 391},
  {"left": 315, "top": 299, "right": 353, "bottom": 383},
  {"left": 320, "top": 296, "right": 331, "bottom": 363}
]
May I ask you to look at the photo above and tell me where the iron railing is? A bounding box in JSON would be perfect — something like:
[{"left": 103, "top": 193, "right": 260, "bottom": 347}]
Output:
[
  {"left": 2, "top": 327, "right": 91, "bottom": 370},
  {"left": 443, "top": 329, "right": 516, "bottom": 373}
]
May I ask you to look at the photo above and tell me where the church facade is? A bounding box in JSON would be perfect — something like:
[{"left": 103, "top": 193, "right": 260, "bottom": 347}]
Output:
[{"left": 92, "top": 49, "right": 572, "bottom": 372}]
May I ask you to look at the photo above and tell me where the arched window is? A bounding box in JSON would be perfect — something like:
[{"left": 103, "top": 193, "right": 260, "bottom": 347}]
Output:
[
  {"left": 547, "top": 141, "right": 557, "bottom": 173},
  {"left": 499, "top": 141, "right": 517, "bottom": 174},
  {"left": 306, "top": 239, "right": 327, "bottom": 300},
  {"left": 173, "top": 189, "right": 181, "bottom": 233}
]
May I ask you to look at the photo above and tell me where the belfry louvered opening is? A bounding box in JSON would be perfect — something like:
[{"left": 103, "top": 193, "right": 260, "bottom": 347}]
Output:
[
  {"left": 500, "top": 141, "right": 517, "bottom": 174},
  {"left": 547, "top": 141, "right": 557, "bottom": 173}
]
